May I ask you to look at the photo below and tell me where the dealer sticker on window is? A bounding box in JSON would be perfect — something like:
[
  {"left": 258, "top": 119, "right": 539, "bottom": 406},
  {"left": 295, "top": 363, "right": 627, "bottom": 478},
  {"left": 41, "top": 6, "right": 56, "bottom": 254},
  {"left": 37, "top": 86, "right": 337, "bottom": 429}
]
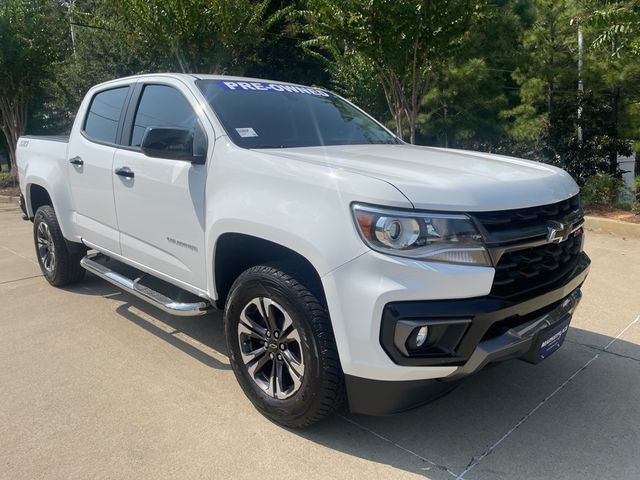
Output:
[
  {"left": 235, "top": 127, "right": 258, "bottom": 138},
  {"left": 217, "top": 80, "right": 331, "bottom": 97}
]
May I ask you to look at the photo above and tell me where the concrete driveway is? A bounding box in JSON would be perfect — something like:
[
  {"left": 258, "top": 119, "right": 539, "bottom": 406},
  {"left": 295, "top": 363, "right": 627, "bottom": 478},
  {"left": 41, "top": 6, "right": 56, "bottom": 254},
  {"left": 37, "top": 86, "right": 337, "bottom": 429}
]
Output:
[{"left": 1, "top": 203, "right": 639, "bottom": 480}]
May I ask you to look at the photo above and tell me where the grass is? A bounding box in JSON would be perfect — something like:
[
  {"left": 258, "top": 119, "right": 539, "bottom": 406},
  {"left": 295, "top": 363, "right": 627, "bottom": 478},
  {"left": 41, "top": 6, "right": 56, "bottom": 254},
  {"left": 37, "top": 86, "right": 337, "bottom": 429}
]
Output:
[{"left": 0, "top": 171, "right": 16, "bottom": 188}]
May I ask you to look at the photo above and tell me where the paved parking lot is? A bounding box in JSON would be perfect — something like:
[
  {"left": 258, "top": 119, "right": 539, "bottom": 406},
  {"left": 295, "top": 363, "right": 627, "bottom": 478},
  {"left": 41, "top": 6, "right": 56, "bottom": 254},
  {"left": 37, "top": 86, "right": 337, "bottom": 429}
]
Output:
[{"left": 1, "top": 203, "right": 639, "bottom": 480}]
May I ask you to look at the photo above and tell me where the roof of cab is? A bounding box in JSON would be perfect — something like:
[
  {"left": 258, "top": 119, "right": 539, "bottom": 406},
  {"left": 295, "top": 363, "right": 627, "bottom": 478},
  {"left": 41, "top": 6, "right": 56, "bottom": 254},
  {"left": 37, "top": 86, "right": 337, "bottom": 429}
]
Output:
[{"left": 91, "top": 73, "right": 325, "bottom": 91}]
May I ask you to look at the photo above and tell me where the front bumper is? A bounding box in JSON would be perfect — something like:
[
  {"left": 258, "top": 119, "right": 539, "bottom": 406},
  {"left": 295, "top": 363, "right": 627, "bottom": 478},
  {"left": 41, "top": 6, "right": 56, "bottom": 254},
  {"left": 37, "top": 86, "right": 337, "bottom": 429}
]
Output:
[
  {"left": 380, "top": 253, "right": 589, "bottom": 368},
  {"left": 323, "top": 250, "right": 589, "bottom": 415},
  {"left": 346, "top": 284, "right": 585, "bottom": 415}
]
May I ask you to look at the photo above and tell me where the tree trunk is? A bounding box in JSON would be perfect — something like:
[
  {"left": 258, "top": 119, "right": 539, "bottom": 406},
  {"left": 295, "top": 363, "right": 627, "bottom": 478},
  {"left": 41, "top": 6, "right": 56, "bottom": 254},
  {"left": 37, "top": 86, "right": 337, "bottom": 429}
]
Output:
[
  {"left": 0, "top": 93, "right": 28, "bottom": 178},
  {"left": 408, "top": 109, "right": 416, "bottom": 145},
  {"left": 377, "top": 68, "right": 405, "bottom": 140},
  {"left": 395, "top": 110, "right": 404, "bottom": 139},
  {"left": 443, "top": 103, "right": 448, "bottom": 148},
  {"left": 409, "top": 42, "right": 419, "bottom": 145},
  {"left": 407, "top": 81, "right": 418, "bottom": 145},
  {"left": 610, "top": 86, "right": 620, "bottom": 174},
  {"left": 387, "top": 90, "right": 404, "bottom": 139},
  {"left": 172, "top": 39, "right": 190, "bottom": 73}
]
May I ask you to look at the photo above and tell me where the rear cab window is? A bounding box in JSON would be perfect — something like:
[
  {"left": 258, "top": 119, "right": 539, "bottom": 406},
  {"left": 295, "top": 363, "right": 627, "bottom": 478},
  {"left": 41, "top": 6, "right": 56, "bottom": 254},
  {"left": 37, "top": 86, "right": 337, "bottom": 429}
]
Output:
[{"left": 83, "top": 86, "right": 130, "bottom": 144}]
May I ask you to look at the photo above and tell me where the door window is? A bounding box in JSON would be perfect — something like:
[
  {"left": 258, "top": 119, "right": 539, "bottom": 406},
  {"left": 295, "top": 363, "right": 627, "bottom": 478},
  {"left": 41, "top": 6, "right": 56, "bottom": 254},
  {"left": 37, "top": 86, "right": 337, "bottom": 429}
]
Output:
[
  {"left": 83, "top": 86, "right": 129, "bottom": 144},
  {"left": 130, "top": 85, "right": 198, "bottom": 147}
]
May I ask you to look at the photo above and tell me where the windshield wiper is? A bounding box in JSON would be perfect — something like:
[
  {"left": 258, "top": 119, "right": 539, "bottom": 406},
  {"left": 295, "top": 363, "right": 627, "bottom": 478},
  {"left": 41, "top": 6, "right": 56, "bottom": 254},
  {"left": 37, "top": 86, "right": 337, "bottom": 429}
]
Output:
[{"left": 247, "top": 144, "right": 286, "bottom": 149}]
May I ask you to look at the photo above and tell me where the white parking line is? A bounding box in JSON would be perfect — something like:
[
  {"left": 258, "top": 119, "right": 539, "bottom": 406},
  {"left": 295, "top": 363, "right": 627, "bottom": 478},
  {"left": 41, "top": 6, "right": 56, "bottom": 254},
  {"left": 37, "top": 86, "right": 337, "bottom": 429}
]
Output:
[
  {"left": 340, "top": 415, "right": 462, "bottom": 478},
  {"left": 456, "top": 314, "right": 640, "bottom": 480},
  {"left": 603, "top": 315, "right": 640, "bottom": 351}
]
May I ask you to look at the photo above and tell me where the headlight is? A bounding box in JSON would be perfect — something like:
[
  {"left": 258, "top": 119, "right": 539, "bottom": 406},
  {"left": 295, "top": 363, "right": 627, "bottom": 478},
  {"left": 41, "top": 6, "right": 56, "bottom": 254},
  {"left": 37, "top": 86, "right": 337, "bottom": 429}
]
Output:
[{"left": 352, "top": 204, "right": 491, "bottom": 266}]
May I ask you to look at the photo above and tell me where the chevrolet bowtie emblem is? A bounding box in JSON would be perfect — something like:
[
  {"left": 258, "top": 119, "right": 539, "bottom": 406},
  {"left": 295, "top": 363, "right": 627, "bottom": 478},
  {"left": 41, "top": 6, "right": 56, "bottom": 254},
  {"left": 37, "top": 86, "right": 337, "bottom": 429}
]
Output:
[{"left": 546, "top": 220, "right": 571, "bottom": 243}]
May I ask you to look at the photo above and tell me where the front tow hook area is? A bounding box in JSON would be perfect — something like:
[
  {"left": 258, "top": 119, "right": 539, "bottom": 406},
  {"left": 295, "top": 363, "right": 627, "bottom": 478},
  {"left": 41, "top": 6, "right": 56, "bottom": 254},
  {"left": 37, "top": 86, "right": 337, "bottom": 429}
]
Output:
[{"left": 447, "top": 288, "right": 583, "bottom": 380}]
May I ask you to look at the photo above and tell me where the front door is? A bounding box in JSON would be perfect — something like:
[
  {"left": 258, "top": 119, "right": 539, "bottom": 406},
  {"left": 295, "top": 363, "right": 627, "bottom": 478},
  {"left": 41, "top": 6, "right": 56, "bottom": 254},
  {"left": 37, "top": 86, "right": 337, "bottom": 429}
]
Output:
[
  {"left": 68, "top": 85, "right": 131, "bottom": 254},
  {"left": 112, "top": 80, "right": 207, "bottom": 291}
]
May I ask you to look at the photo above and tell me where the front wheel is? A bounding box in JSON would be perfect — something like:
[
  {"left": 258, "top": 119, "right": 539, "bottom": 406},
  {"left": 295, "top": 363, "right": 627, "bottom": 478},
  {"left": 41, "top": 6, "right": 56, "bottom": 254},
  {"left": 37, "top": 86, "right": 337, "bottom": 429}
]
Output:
[
  {"left": 33, "top": 205, "right": 86, "bottom": 286},
  {"left": 224, "top": 264, "right": 345, "bottom": 428}
]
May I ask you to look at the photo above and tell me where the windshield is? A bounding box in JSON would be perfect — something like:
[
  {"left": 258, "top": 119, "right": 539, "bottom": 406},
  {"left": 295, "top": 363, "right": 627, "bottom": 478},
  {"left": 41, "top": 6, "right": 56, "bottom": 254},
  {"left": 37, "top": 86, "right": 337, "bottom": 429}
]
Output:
[{"left": 196, "top": 79, "right": 399, "bottom": 149}]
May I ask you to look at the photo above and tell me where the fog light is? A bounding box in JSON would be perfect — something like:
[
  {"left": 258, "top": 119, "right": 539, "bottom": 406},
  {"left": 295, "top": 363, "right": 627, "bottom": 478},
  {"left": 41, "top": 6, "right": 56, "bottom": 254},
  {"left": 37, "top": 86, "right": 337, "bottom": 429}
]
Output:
[{"left": 415, "top": 326, "right": 429, "bottom": 347}]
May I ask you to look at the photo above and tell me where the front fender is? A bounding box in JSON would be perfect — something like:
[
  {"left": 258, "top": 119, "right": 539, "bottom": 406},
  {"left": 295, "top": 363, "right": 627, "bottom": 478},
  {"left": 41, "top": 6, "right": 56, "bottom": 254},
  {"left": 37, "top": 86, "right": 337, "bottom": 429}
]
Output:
[{"left": 204, "top": 139, "right": 412, "bottom": 300}]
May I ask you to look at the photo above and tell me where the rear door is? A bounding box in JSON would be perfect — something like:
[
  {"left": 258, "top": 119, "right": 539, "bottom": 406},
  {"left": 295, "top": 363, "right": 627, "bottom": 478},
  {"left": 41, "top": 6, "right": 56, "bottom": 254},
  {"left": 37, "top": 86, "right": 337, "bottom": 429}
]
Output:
[
  {"left": 67, "top": 83, "right": 132, "bottom": 253},
  {"left": 112, "top": 78, "right": 209, "bottom": 292}
]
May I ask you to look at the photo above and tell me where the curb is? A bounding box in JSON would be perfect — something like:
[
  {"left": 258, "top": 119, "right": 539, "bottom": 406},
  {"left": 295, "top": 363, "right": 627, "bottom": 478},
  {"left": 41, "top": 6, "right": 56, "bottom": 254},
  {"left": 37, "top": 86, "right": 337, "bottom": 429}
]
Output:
[
  {"left": 0, "top": 195, "right": 19, "bottom": 205},
  {"left": 584, "top": 215, "right": 640, "bottom": 239}
]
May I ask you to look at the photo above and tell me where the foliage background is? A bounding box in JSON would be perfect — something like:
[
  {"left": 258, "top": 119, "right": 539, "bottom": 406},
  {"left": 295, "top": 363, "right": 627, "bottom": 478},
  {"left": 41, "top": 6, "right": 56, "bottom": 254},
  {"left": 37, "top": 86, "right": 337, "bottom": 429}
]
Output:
[{"left": 0, "top": 0, "right": 638, "bottom": 192}]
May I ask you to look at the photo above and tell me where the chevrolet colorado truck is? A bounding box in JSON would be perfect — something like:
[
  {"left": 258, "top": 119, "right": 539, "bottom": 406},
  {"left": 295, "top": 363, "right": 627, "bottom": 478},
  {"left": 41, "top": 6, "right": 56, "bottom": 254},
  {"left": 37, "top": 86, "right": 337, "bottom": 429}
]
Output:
[{"left": 16, "top": 74, "right": 590, "bottom": 427}]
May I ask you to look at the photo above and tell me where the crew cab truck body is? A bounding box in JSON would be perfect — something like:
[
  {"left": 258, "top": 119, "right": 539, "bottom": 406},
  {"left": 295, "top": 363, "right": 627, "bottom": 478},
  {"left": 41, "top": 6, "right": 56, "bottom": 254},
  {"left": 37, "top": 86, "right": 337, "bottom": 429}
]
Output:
[{"left": 17, "top": 74, "right": 590, "bottom": 426}]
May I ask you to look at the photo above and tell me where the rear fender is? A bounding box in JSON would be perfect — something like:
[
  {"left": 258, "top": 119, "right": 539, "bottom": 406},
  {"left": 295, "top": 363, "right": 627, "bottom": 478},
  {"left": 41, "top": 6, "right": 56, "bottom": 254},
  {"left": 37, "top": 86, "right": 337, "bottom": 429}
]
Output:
[{"left": 24, "top": 172, "right": 77, "bottom": 242}]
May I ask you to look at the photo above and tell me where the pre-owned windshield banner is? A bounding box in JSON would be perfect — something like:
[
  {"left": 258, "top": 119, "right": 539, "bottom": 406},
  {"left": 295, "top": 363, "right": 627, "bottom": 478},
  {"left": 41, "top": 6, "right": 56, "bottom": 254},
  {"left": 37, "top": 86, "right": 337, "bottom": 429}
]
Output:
[{"left": 216, "top": 80, "right": 331, "bottom": 97}]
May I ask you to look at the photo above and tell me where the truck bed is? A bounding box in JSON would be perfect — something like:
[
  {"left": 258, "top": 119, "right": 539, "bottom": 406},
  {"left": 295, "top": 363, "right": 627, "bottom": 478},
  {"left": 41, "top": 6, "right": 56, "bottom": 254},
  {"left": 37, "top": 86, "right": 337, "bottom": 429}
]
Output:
[{"left": 16, "top": 136, "right": 71, "bottom": 197}]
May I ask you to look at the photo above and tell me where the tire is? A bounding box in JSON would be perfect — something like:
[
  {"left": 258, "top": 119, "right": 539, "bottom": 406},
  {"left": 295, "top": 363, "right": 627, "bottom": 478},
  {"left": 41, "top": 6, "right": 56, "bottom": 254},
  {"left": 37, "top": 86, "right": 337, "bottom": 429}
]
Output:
[
  {"left": 33, "top": 205, "right": 86, "bottom": 286},
  {"left": 224, "top": 264, "right": 345, "bottom": 428}
]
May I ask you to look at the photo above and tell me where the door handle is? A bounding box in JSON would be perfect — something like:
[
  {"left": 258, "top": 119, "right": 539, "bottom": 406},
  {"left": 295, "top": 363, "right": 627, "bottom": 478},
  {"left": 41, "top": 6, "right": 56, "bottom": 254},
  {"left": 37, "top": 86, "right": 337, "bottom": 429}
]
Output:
[
  {"left": 114, "top": 167, "right": 134, "bottom": 179},
  {"left": 69, "top": 156, "right": 84, "bottom": 166}
]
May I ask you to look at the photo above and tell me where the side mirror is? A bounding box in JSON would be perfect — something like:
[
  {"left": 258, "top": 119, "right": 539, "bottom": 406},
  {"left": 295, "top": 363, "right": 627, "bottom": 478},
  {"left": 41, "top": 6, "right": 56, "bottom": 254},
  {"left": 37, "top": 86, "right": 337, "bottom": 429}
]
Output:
[{"left": 140, "top": 127, "right": 206, "bottom": 164}]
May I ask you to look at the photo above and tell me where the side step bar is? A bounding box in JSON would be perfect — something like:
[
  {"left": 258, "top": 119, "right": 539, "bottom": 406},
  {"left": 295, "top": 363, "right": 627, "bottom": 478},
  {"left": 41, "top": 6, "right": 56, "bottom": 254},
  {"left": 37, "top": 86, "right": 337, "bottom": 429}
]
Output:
[{"left": 80, "top": 253, "right": 212, "bottom": 316}]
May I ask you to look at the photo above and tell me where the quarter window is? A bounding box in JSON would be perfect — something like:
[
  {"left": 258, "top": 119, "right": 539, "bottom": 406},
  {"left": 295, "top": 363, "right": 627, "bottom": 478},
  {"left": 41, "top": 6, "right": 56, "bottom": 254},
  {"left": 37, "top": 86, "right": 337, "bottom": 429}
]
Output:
[
  {"left": 83, "top": 86, "right": 129, "bottom": 144},
  {"left": 130, "top": 85, "right": 198, "bottom": 147}
]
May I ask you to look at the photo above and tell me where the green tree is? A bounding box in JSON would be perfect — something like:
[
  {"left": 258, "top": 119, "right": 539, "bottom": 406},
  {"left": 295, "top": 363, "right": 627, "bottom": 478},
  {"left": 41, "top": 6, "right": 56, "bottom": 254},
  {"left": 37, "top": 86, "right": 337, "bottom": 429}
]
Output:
[
  {"left": 417, "top": 0, "right": 528, "bottom": 149},
  {"left": 301, "top": 46, "right": 388, "bottom": 120},
  {"left": 580, "top": 37, "right": 639, "bottom": 175},
  {"left": 302, "top": 0, "right": 483, "bottom": 143},
  {"left": 246, "top": 0, "right": 330, "bottom": 87},
  {"left": 586, "top": 0, "right": 640, "bottom": 165},
  {"left": 499, "top": 0, "right": 637, "bottom": 182},
  {"left": 418, "top": 58, "right": 509, "bottom": 149},
  {"left": 0, "top": 0, "right": 68, "bottom": 173},
  {"left": 590, "top": 1, "right": 640, "bottom": 56},
  {"left": 111, "top": 0, "right": 290, "bottom": 74},
  {"left": 40, "top": 0, "right": 163, "bottom": 134},
  {"left": 502, "top": 0, "right": 578, "bottom": 159}
]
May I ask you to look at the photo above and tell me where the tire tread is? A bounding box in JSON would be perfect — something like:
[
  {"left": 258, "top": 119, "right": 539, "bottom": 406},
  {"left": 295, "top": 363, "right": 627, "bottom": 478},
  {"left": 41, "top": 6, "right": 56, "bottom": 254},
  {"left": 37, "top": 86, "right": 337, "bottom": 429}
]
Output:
[
  {"left": 226, "top": 263, "right": 345, "bottom": 428},
  {"left": 34, "top": 205, "right": 86, "bottom": 286}
]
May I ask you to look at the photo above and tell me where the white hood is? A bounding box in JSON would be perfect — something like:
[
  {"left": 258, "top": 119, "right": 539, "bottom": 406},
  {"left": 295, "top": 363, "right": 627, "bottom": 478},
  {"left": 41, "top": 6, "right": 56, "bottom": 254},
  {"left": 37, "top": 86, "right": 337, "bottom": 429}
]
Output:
[{"left": 258, "top": 144, "right": 579, "bottom": 212}]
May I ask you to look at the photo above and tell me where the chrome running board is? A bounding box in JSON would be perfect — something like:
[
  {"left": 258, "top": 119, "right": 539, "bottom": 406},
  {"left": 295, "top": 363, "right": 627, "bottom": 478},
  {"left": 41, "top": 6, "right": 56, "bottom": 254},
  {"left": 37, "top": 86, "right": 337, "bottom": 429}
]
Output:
[{"left": 80, "top": 253, "right": 212, "bottom": 316}]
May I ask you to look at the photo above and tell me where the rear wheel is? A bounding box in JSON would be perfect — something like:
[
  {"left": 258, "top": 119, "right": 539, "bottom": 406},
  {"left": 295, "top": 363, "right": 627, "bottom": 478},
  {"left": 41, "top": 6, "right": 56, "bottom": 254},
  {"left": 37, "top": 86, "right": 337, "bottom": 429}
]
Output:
[
  {"left": 33, "top": 205, "right": 86, "bottom": 286},
  {"left": 224, "top": 264, "right": 345, "bottom": 428}
]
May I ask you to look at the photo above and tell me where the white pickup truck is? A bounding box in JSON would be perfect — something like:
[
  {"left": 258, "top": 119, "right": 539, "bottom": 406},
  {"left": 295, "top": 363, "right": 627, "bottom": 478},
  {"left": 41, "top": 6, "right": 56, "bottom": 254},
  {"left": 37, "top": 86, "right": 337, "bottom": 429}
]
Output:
[{"left": 17, "top": 73, "right": 590, "bottom": 427}]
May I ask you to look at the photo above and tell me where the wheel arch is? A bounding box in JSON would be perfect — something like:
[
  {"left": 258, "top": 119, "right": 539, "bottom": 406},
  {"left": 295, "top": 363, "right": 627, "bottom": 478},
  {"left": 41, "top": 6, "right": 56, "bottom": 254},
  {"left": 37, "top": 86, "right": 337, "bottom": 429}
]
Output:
[
  {"left": 27, "top": 183, "right": 53, "bottom": 218},
  {"left": 22, "top": 172, "right": 77, "bottom": 241},
  {"left": 213, "top": 233, "right": 326, "bottom": 308}
]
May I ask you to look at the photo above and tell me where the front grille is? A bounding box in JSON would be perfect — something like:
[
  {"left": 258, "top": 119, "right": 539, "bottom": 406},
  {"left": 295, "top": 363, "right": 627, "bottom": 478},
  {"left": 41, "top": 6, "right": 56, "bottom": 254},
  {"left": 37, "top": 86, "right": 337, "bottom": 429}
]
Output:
[
  {"left": 468, "top": 195, "right": 585, "bottom": 299},
  {"left": 491, "top": 230, "right": 584, "bottom": 298},
  {"left": 472, "top": 195, "right": 581, "bottom": 243}
]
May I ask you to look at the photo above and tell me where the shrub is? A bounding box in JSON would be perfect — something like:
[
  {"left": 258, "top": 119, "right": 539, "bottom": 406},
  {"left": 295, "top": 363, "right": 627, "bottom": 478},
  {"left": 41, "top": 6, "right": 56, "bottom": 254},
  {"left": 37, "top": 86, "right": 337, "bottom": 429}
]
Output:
[
  {"left": 633, "top": 177, "right": 640, "bottom": 214},
  {"left": 581, "top": 174, "right": 624, "bottom": 207},
  {"left": 0, "top": 172, "right": 15, "bottom": 188},
  {"left": 633, "top": 176, "right": 640, "bottom": 202}
]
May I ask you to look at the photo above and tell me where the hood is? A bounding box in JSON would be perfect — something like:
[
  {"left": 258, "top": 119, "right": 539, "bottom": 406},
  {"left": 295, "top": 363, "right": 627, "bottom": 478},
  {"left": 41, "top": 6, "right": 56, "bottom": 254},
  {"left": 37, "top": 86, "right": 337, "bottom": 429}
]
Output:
[{"left": 257, "top": 144, "right": 579, "bottom": 212}]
